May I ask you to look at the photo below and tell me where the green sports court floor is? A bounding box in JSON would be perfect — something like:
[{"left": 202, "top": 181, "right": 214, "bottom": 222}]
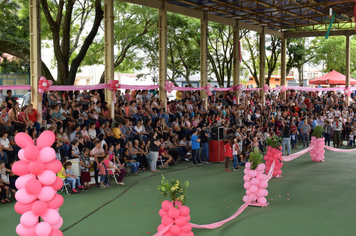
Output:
[{"left": 2, "top": 145, "right": 356, "bottom": 236}]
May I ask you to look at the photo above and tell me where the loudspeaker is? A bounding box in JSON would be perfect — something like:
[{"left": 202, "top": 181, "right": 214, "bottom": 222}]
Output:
[
  {"left": 209, "top": 140, "right": 225, "bottom": 162},
  {"left": 211, "top": 126, "right": 224, "bottom": 141}
]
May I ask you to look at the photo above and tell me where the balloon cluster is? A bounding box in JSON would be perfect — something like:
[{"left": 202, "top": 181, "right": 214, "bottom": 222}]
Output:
[
  {"left": 12, "top": 131, "right": 64, "bottom": 236},
  {"left": 108, "top": 80, "right": 120, "bottom": 91},
  {"left": 242, "top": 162, "right": 269, "bottom": 206},
  {"left": 157, "top": 200, "right": 193, "bottom": 236},
  {"left": 263, "top": 84, "right": 270, "bottom": 93},
  {"left": 344, "top": 87, "right": 352, "bottom": 97},
  {"left": 232, "top": 84, "right": 243, "bottom": 92},
  {"left": 309, "top": 137, "right": 325, "bottom": 162},
  {"left": 38, "top": 77, "right": 53, "bottom": 94},
  {"left": 164, "top": 81, "right": 174, "bottom": 93},
  {"left": 264, "top": 146, "right": 283, "bottom": 177},
  {"left": 205, "top": 84, "right": 212, "bottom": 96}
]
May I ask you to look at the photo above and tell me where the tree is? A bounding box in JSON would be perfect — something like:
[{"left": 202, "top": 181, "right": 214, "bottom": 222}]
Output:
[
  {"left": 287, "top": 37, "right": 316, "bottom": 86},
  {"left": 0, "top": 53, "right": 30, "bottom": 73}
]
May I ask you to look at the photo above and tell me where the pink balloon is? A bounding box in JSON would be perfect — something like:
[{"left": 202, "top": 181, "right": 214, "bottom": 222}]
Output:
[
  {"left": 47, "top": 80, "right": 53, "bottom": 86},
  {"left": 157, "top": 224, "right": 166, "bottom": 232},
  {"left": 36, "top": 222, "right": 52, "bottom": 236},
  {"left": 262, "top": 189, "right": 269, "bottom": 197},
  {"left": 49, "top": 229, "right": 63, "bottom": 236},
  {"left": 245, "top": 162, "right": 251, "bottom": 169},
  {"left": 161, "top": 215, "right": 174, "bottom": 226},
  {"left": 29, "top": 160, "right": 45, "bottom": 175},
  {"left": 251, "top": 178, "right": 259, "bottom": 185},
  {"left": 164, "top": 233, "right": 173, "bottom": 236},
  {"left": 256, "top": 189, "right": 265, "bottom": 197},
  {"left": 16, "top": 223, "right": 37, "bottom": 236},
  {"left": 15, "top": 201, "right": 35, "bottom": 215},
  {"left": 181, "top": 223, "right": 192, "bottom": 233},
  {"left": 37, "top": 186, "right": 55, "bottom": 202},
  {"left": 32, "top": 200, "right": 48, "bottom": 216},
  {"left": 243, "top": 195, "right": 250, "bottom": 203},
  {"left": 42, "top": 209, "right": 60, "bottom": 225},
  {"left": 48, "top": 177, "right": 63, "bottom": 191},
  {"left": 39, "top": 147, "right": 56, "bottom": 163},
  {"left": 18, "top": 149, "right": 29, "bottom": 162},
  {"left": 256, "top": 173, "right": 264, "bottom": 181},
  {"left": 45, "top": 159, "right": 62, "bottom": 173},
  {"left": 178, "top": 206, "right": 190, "bottom": 216},
  {"left": 185, "top": 215, "right": 191, "bottom": 222},
  {"left": 250, "top": 185, "right": 258, "bottom": 193},
  {"left": 15, "top": 173, "right": 36, "bottom": 190},
  {"left": 178, "top": 231, "right": 187, "bottom": 236},
  {"left": 243, "top": 175, "right": 251, "bottom": 182},
  {"left": 37, "top": 131, "right": 55, "bottom": 150},
  {"left": 25, "top": 179, "right": 42, "bottom": 195},
  {"left": 175, "top": 216, "right": 187, "bottom": 227},
  {"left": 248, "top": 170, "right": 257, "bottom": 178},
  {"left": 15, "top": 132, "right": 34, "bottom": 149},
  {"left": 38, "top": 170, "right": 56, "bottom": 185},
  {"left": 15, "top": 189, "right": 37, "bottom": 204},
  {"left": 249, "top": 194, "right": 257, "bottom": 201},
  {"left": 168, "top": 208, "right": 180, "bottom": 219},
  {"left": 159, "top": 209, "right": 168, "bottom": 217},
  {"left": 46, "top": 194, "right": 64, "bottom": 209},
  {"left": 24, "top": 145, "right": 40, "bottom": 161},
  {"left": 51, "top": 217, "right": 63, "bottom": 230},
  {"left": 258, "top": 181, "right": 268, "bottom": 189},
  {"left": 246, "top": 190, "right": 251, "bottom": 195},
  {"left": 12, "top": 160, "right": 30, "bottom": 176},
  {"left": 243, "top": 168, "right": 249, "bottom": 175},
  {"left": 162, "top": 200, "right": 174, "bottom": 211},
  {"left": 174, "top": 200, "right": 182, "bottom": 207},
  {"left": 170, "top": 225, "right": 181, "bottom": 235},
  {"left": 20, "top": 211, "right": 39, "bottom": 227},
  {"left": 243, "top": 182, "right": 251, "bottom": 189},
  {"left": 257, "top": 197, "right": 267, "bottom": 205},
  {"left": 186, "top": 232, "right": 194, "bottom": 236},
  {"left": 38, "top": 88, "right": 44, "bottom": 94}
]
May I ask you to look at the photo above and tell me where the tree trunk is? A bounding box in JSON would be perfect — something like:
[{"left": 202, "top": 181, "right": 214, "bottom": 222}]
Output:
[{"left": 298, "top": 66, "right": 303, "bottom": 87}]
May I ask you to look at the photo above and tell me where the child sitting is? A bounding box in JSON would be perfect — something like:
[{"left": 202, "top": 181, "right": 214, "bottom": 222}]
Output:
[
  {"left": 0, "top": 161, "right": 12, "bottom": 203},
  {"left": 62, "top": 132, "right": 70, "bottom": 146},
  {"left": 60, "top": 161, "right": 84, "bottom": 193},
  {"left": 98, "top": 156, "right": 111, "bottom": 188}
]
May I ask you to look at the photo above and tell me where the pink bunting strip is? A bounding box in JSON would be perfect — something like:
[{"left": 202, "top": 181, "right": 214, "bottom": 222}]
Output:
[
  {"left": 281, "top": 146, "right": 315, "bottom": 162},
  {"left": 190, "top": 202, "right": 249, "bottom": 229},
  {"left": 50, "top": 84, "right": 108, "bottom": 91},
  {"left": 324, "top": 146, "right": 356, "bottom": 153},
  {"left": 0, "top": 85, "right": 32, "bottom": 90}
]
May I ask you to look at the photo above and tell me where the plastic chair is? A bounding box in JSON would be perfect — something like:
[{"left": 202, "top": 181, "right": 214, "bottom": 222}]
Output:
[
  {"left": 107, "top": 169, "right": 120, "bottom": 185},
  {"left": 157, "top": 156, "right": 164, "bottom": 168},
  {"left": 58, "top": 179, "right": 71, "bottom": 195}
]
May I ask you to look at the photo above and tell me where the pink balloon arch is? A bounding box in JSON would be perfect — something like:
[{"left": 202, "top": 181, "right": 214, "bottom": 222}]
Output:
[{"left": 12, "top": 131, "right": 64, "bottom": 236}]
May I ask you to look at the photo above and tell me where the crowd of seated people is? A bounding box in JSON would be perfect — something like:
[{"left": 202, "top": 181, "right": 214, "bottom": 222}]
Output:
[{"left": 1, "top": 87, "right": 356, "bottom": 198}]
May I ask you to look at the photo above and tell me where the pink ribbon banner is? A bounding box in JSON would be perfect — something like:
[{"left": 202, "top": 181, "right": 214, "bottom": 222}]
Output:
[
  {"left": 0, "top": 85, "right": 32, "bottom": 90},
  {"left": 119, "top": 84, "right": 159, "bottom": 90},
  {"left": 281, "top": 145, "right": 315, "bottom": 162},
  {"left": 174, "top": 86, "right": 204, "bottom": 91},
  {"left": 284, "top": 86, "right": 356, "bottom": 92},
  {"left": 50, "top": 84, "right": 108, "bottom": 91},
  {"left": 324, "top": 146, "right": 356, "bottom": 152},
  {"left": 266, "top": 160, "right": 275, "bottom": 182}
]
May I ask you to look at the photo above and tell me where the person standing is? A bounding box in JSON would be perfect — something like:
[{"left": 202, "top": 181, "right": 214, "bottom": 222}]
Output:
[
  {"left": 191, "top": 129, "right": 203, "bottom": 166},
  {"left": 0, "top": 90, "right": 4, "bottom": 104},
  {"left": 323, "top": 120, "right": 332, "bottom": 146},
  {"left": 149, "top": 131, "right": 161, "bottom": 173},
  {"left": 200, "top": 126, "right": 211, "bottom": 164},
  {"left": 333, "top": 117, "right": 342, "bottom": 148},
  {"left": 300, "top": 118, "right": 311, "bottom": 148},
  {"left": 281, "top": 117, "right": 291, "bottom": 156},
  {"left": 224, "top": 139, "right": 232, "bottom": 173}
]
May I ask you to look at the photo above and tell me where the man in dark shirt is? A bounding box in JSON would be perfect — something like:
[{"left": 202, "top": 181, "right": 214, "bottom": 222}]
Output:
[
  {"left": 199, "top": 126, "right": 211, "bottom": 164},
  {"left": 281, "top": 117, "right": 291, "bottom": 156},
  {"left": 5, "top": 90, "right": 16, "bottom": 109}
]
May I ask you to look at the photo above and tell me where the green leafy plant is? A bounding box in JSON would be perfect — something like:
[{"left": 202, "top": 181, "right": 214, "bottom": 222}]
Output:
[
  {"left": 249, "top": 148, "right": 264, "bottom": 170},
  {"left": 266, "top": 136, "right": 282, "bottom": 150},
  {"left": 158, "top": 175, "right": 189, "bottom": 206},
  {"left": 312, "top": 125, "right": 324, "bottom": 138}
]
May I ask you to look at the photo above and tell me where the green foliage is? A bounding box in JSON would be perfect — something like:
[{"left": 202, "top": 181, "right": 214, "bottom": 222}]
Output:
[
  {"left": 266, "top": 136, "right": 282, "bottom": 150},
  {"left": 0, "top": 54, "right": 29, "bottom": 73},
  {"left": 158, "top": 175, "right": 189, "bottom": 206},
  {"left": 249, "top": 148, "right": 264, "bottom": 170},
  {"left": 312, "top": 126, "right": 324, "bottom": 138}
]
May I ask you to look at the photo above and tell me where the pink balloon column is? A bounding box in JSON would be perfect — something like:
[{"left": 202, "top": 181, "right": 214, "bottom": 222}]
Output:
[
  {"left": 264, "top": 146, "right": 283, "bottom": 177},
  {"left": 309, "top": 137, "right": 325, "bottom": 162},
  {"left": 242, "top": 162, "right": 269, "bottom": 207},
  {"left": 157, "top": 200, "right": 194, "bottom": 236},
  {"left": 12, "top": 131, "right": 64, "bottom": 236}
]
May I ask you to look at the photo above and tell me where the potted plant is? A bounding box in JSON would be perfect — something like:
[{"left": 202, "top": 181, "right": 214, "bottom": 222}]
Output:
[
  {"left": 310, "top": 126, "right": 325, "bottom": 162},
  {"left": 264, "top": 136, "right": 283, "bottom": 177}
]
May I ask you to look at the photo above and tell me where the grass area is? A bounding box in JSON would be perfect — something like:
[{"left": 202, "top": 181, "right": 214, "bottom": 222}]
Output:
[{"left": 2, "top": 145, "right": 356, "bottom": 236}]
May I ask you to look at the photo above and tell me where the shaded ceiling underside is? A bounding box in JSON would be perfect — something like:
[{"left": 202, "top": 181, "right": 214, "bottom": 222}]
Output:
[{"left": 166, "top": 0, "right": 356, "bottom": 31}]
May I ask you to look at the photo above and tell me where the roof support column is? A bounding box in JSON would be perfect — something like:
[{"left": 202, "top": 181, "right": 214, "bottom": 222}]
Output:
[
  {"left": 29, "top": 0, "right": 42, "bottom": 120},
  {"left": 281, "top": 36, "right": 287, "bottom": 100},
  {"left": 259, "top": 27, "right": 266, "bottom": 104},
  {"left": 200, "top": 12, "right": 208, "bottom": 108},
  {"left": 233, "top": 20, "right": 240, "bottom": 103},
  {"left": 346, "top": 34, "right": 351, "bottom": 105},
  {"left": 104, "top": 0, "right": 115, "bottom": 119},
  {"left": 159, "top": 1, "right": 168, "bottom": 109}
]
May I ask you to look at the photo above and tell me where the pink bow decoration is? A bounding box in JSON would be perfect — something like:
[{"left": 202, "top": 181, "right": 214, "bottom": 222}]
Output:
[
  {"left": 279, "top": 86, "right": 288, "bottom": 93},
  {"left": 344, "top": 87, "right": 352, "bottom": 97},
  {"left": 164, "top": 81, "right": 174, "bottom": 93},
  {"left": 108, "top": 80, "right": 120, "bottom": 91},
  {"left": 232, "top": 84, "right": 243, "bottom": 92},
  {"left": 38, "top": 76, "right": 52, "bottom": 94},
  {"left": 205, "top": 84, "right": 212, "bottom": 96},
  {"left": 263, "top": 84, "right": 270, "bottom": 93}
]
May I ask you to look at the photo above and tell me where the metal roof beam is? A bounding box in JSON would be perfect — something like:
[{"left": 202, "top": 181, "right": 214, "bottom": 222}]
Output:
[{"left": 285, "top": 29, "right": 356, "bottom": 38}]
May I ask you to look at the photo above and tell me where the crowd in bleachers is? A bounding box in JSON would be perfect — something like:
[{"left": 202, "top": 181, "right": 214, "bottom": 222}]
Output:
[{"left": 1, "top": 87, "right": 356, "bottom": 200}]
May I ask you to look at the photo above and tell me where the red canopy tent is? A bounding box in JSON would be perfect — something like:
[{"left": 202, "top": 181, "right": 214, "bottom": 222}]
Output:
[{"left": 309, "top": 70, "right": 356, "bottom": 85}]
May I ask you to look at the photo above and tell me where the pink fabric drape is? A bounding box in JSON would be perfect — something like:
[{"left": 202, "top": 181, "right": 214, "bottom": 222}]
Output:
[
  {"left": 324, "top": 146, "right": 356, "bottom": 152},
  {"left": 119, "top": 84, "right": 159, "bottom": 90},
  {"left": 1, "top": 85, "right": 32, "bottom": 90},
  {"left": 175, "top": 87, "right": 204, "bottom": 91},
  {"left": 50, "top": 84, "right": 108, "bottom": 91},
  {"left": 190, "top": 202, "right": 250, "bottom": 229},
  {"left": 281, "top": 146, "right": 315, "bottom": 162},
  {"left": 266, "top": 160, "right": 275, "bottom": 182},
  {"left": 153, "top": 223, "right": 173, "bottom": 236}
]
